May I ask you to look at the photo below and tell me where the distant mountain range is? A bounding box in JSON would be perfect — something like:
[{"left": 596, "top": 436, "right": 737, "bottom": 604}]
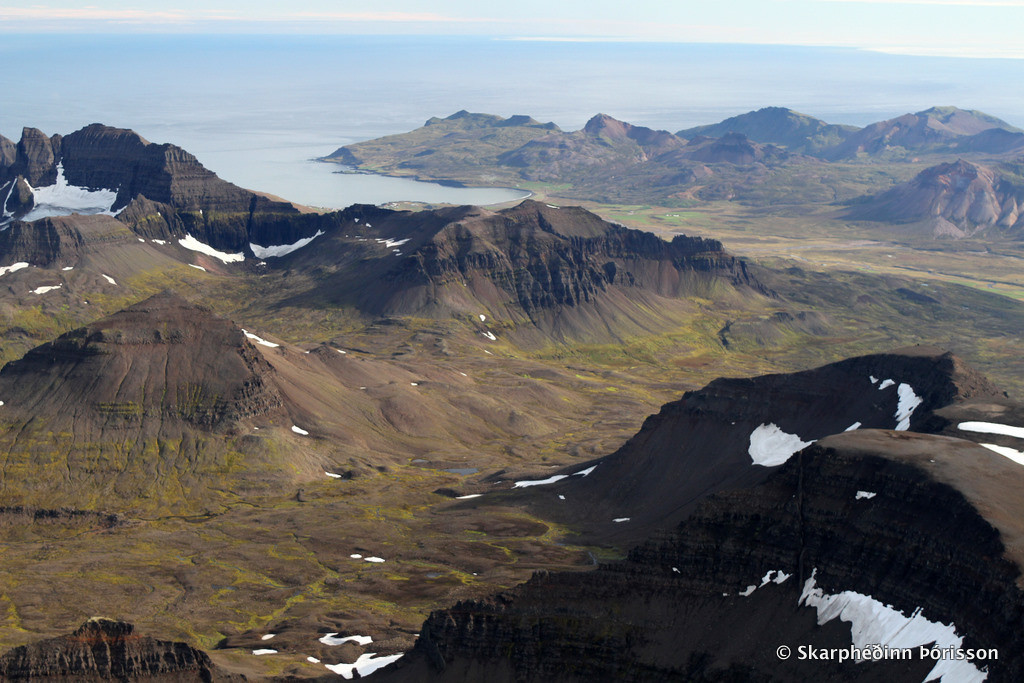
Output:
[{"left": 324, "top": 107, "right": 1024, "bottom": 238}]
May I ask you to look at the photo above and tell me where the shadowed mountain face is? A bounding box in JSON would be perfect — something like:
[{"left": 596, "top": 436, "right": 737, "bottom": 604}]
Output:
[
  {"left": 381, "top": 352, "right": 1024, "bottom": 682},
  {"left": 0, "top": 618, "right": 242, "bottom": 681},
  {"left": 847, "top": 159, "right": 1024, "bottom": 237},
  {"left": 385, "top": 431, "right": 1024, "bottom": 682},
  {"left": 504, "top": 347, "right": 1004, "bottom": 546}
]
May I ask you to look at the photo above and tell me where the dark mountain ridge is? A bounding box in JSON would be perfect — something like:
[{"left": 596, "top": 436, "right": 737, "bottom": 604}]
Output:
[
  {"left": 381, "top": 351, "right": 1024, "bottom": 681},
  {"left": 497, "top": 347, "right": 1004, "bottom": 546},
  {"left": 0, "top": 618, "right": 243, "bottom": 681}
]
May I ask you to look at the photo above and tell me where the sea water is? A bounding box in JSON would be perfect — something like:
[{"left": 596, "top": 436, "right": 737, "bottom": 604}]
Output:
[{"left": 1, "top": 34, "right": 1022, "bottom": 209}]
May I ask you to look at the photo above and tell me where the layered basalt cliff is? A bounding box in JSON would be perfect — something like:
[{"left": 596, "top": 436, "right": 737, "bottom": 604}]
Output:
[
  {"left": 312, "top": 200, "right": 769, "bottom": 328},
  {"left": 0, "top": 124, "right": 305, "bottom": 254},
  {"left": 0, "top": 214, "right": 138, "bottom": 266},
  {"left": 386, "top": 430, "right": 1024, "bottom": 681},
  {"left": 0, "top": 618, "right": 242, "bottom": 681}
]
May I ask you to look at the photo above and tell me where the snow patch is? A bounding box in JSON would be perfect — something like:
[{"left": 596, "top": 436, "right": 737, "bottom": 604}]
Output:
[
  {"left": 349, "top": 554, "right": 362, "bottom": 559},
  {"left": 250, "top": 230, "right": 324, "bottom": 258},
  {"left": 895, "top": 383, "right": 922, "bottom": 431},
  {"left": 178, "top": 234, "right": 244, "bottom": 263},
  {"left": 479, "top": 314, "right": 487, "bottom": 321},
  {"left": 456, "top": 494, "right": 482, "bottom": 499},
  {"left": 307, "top": 656, "right": 321, "bottom": 664},
  {"left": 870, "top": 375, "right": 879, "bottom": 384},
  {"left": 800, "top": 570, "right": 986, "bottom": 682},
  {"left": 31, "top": 284, "right": 61, "bottom": 295},
  {"left": 612, "top": 517, "right": 630, "bottom": 523},
  {"left": 242, "top": 329, "right": 280, "bottom": 348},
  {"left": 101, "top": 274, "right": 116, "bottom": 285},
  {"left": 855, "top": 491, "right": 877, "bottom": 500},
  {"left": 188, "top": 264, "right": 206, "bottom": 271},
  {"left": 513, "top": 474, "right": 568, "bottom": 488},
  {"left": 336, "top": 349, "right": 347, "bottom": 354},
  {"left": 845, "top": 422, "right": 862, "bottom": 432},
  {"left": 748, "top": 423, "right": 814, "bottom": 467},
  {"left": 252, "top": 649, "right": 277, "bottom": 655},
  {"left": 958, "top": 421, "right": 1024, "bottom": 440},
  {"left": 325, "top": 471, "right": 343, "bottom": 478},
  {"left": 980, "top": 443, "right": 1024, "bottom": 466},
  {"left": 261, "top": 634, "right": 276, "bottom": 641},
  {"left": 482, "top": 331, "right": 497, "bottom": 341},
  {"left": 325, "top": 652, "right": 404, "bottom": 679},
  {"left": 574, "top": 465, "right": 597, "bottom": 477},
  {"left": 0, "top": 262, "right": 29, "bottom": 278},
  {"left": 62, "top": 266, "right": 74, "bottom": 271},
  {"left": 21, "top": 163, "right": 119, "bottom": 222},
  {"left": 878, "top": 378, "right": 895, "bottom": 390},
  {"left": 291, "top": 425, "right": 310, "bottom": 435},
  {"left": 738, "top": 585, "right": 757, "bottom": 597},
  {"left": 152, "top": 239, "right": 167, "bottom": 245},
  {"left": 364, "top": 556, "right": 385, "bottom": 563},
  {"left": 320, "top": 633, "right": 373, "bottom": 646}
]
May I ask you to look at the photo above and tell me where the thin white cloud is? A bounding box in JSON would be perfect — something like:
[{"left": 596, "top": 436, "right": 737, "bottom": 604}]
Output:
[
  {"left": 0, "top": 7, "right": 486, "bottom": 24},
  {"left": 808, "top": 0, "right": 1024, "bottom": 5}
]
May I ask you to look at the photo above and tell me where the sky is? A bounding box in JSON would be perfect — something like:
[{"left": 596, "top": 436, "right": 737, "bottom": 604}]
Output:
[{"left": 2, "top": 0, "right": 1024, "bottom": 58}]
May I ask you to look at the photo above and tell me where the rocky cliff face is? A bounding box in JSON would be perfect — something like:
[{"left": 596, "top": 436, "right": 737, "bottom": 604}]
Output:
[
  {"left": 304, "top": 200, "right": 767, "bottom": 338},
  {"left": 0, "top": 124, "right": 303, "bottom": 253},
  {"left": 0, "top": 214, "right": 138, "bottom": 267},
  {"left": 385, "top": 429, "right": 1024, "bottom": 681},
  {"left": 0, "top": 618, "right": 242, "bottom": 681},
  {"left": 847, "top": 159, "right": 1024, "bottom": 237}
]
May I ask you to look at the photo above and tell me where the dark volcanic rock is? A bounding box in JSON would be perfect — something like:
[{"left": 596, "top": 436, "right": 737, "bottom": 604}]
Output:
[
  {"left": 7, "top": 127, "right": 59, "bottom": 186},
  {"left": 0, "top": 134, "right": 16, "bottom": 170},
  {"left": 386, "top": 430, "right": 1024, "bottom": 681},
  {"left": 0, "top": 214, "right": 137, "bottom": 267},
  {"left": 2, "top": 177, "right": 34, "bottom": 217},
  {"left": 299, "top": 200, "right": 767, "bottom": 339},
  {"left": 0, "top": 617, "right": 242, "bottom": 681},
  {"left": 515, "top": 347, "right": 1004, "bottom": 546}
]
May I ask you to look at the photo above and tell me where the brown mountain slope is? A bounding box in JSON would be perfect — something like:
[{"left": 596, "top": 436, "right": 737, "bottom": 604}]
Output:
[{"left": 847, "top": 159, "right": 1024, "bottom": 237}]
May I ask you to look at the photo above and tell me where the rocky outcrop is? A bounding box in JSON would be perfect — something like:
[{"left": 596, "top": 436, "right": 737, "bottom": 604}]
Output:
[
  {"left": 512, "top": 347, "right": 1004, "bottom": 546},
  {"left": 304, "top": 200, "right": 768, "bottom": 334},
  {"left": 4, "top": 127, "right": 60, "bottom": 187},
  {"left": 386, "top": 429, "right": 1024, "bottom": 681},
  {"left": 847, "top": 159, "right": 1024, "bottom": 237},
  {"left": 0, "top": 214, "right": 137, "bottom": 267},
  {"left": 0, "top": 618, "right": 242, "bottom": 681},
  {"left": 0, "top": 124, "right": 305, "bottom": 253}
]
